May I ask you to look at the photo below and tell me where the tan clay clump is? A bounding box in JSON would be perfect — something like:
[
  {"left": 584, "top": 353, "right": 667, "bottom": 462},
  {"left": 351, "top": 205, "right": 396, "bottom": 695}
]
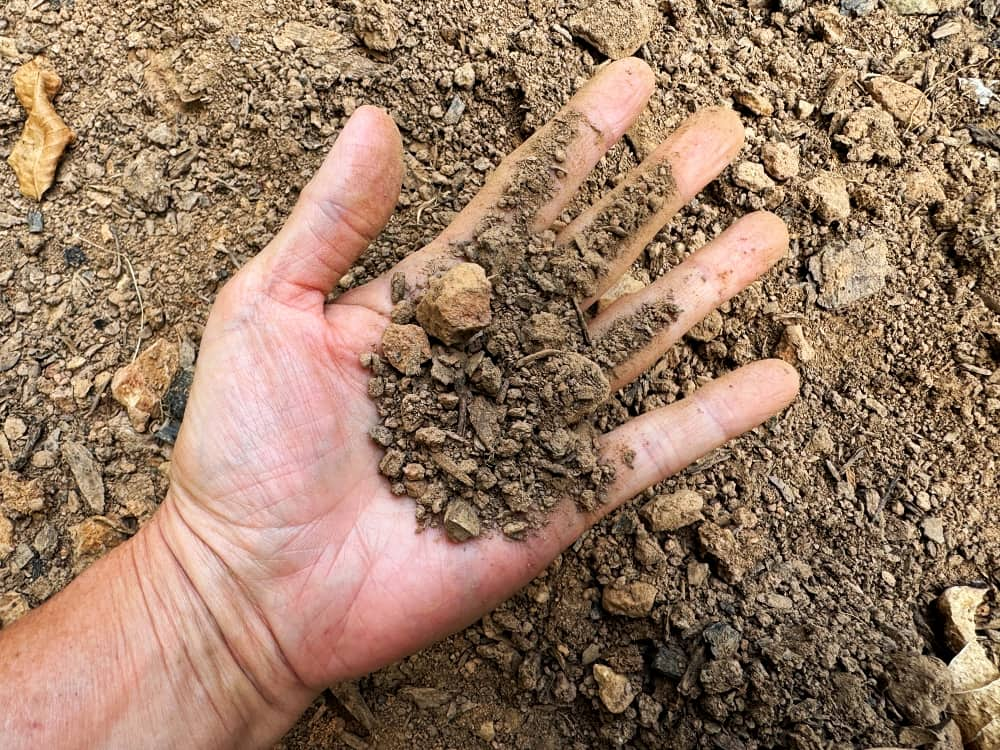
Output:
[
  {"left": 416, "top": 262, "right": 493, "bottom": 345},
  {"left": 7, "top": 58, "right": 75, "bottom": 201}
]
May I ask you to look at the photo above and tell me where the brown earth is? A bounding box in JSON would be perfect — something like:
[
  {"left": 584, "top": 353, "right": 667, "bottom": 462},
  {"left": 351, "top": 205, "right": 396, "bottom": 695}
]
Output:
[{"left": 1, "top": 0, "right": 999, "bottom": 747}]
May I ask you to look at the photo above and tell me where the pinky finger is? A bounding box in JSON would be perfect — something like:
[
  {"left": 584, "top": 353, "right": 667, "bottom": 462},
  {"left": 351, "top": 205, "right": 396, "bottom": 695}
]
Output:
[{"left": 597, "top": 359, "right": 800, "bottom": 515}]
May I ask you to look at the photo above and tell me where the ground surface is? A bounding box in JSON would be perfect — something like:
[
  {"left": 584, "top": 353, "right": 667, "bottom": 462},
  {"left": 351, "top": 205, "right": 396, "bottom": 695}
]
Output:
[{"left": 1, "top": 0, "right": 999, "bottom": 747}]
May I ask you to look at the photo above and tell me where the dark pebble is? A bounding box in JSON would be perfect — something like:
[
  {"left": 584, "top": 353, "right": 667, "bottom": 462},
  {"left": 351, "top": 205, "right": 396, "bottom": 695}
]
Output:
[
  {"left": 703, "top": 622, "right": 741, "bottom": 660},
  {"left": 64, "top": 245, "right": 87, "bottom": 267},
  {"left": 27, "top": 210, "right": 44, "bottom": 234},
  {"left": 651, "top": 645, "right": 687, "bottom": 680}
]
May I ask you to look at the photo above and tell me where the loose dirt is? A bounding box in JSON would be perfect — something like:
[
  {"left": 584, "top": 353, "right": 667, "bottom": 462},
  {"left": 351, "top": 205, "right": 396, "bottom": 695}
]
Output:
[{"left": 1, "top": 0, "right": 999, "bottom": 747}]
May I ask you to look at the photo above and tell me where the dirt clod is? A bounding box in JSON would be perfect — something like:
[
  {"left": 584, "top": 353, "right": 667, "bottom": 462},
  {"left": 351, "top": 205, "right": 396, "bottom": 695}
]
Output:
[
  {"left": 886, "top": 655, "right": 952, "bottom": 727},
  {"left": 416, "top": 262, "right": 493, "bottom": 345},
  {"left": 602, "top": 580, "right": 657, "bottom": 617},
  {"left": 566, "top": 0, "right": 658, "bottom": 60},
  {"left": 111, "top": 340, "right": 181, "bottom": 432},
  {"left": 593, "top": 664, "right": 636, "bottom": 713},
  {"left": 443, "top": 500, "right": 481, "bottom": 542},
  {"left": 804, "top": 171, "right": 852, "bottom": 223},
  {"left": 639, "top": 490, "right": 704, "bottom": 531},
  {"left": 381, "top": 324, "right": 432, "bottom": 375}
]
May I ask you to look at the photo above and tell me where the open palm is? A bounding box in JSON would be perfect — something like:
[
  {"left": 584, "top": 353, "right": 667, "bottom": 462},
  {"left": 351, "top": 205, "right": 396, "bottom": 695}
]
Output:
[{"left": 161, "top": 58, "right": 798, "bottom": 692}]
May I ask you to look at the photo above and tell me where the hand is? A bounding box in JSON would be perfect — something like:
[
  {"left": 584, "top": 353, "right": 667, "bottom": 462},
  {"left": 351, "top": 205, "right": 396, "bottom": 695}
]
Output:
[{"left": 161, "top": 58, "right": 799, "bottom": 697}]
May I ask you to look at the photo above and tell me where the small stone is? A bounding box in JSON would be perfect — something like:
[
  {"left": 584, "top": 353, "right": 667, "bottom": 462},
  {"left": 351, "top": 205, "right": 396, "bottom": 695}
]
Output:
[
  {"left": 476, "top": 721, "right": 496, "bottom": 742},
  {"left": 0, "top": 513, "right": 12, "bottom": 560},
  {"left": 70, "top": 517, "right": 124, "bottom": 562},
  {"left": 62, "top": 442, "right": 105, "bottom": 514},
  {"left": 686, "top": 311, "right": 724, "bottom": 343},
  {"left": 415, "top": 426, "right": 447, "bottom": 450},
  {"left": 700, "top": 658, "right": 745, "bottom": 694},
  {"left": 381, "top": 323, "right": 431, "bottom": 375},
  {"left": 602, "top": 580, "right": 657, "bottom": 617},
  {"left": 840, "top": 0, "right": 877, "bottom": 14},
  {"left": 453, "top": 62, "right": 475, "bottom": 89},
  {"left": 0, "top": 471, "right": 44, "bottom": 515},
  {"left": 884, "top": 0, "right": 965, "bottom": 13},
  {"left": 703, "top": 622, "right": 741, "bottom": 659},
  {"left": 804, "top": 171, "right": 851, "bottom": 223},
  {"left": 687, "top": 560, "right": 710, "bottom": 587},
  {"left": 111, "top": 340, "right": 181, "bottom": 432},
  {"left": 444, "top": 500, "right": 481, "bottom": 542},
  {"left": 416, "top": 263, "right": 492, "bottom": 345},
  {"left": 886, "top": 655, "right": 952, "bottom": 726},
  {"left": 26, "top": 210, "right": 43, "bottom": 233},
  {"left": 761, "top": 143, "right": 800, "bottom": 181},
  {"left": 378, "top": 449, "right": 405, "bottom": 478},
  {"left": 652, "top": 645, "right": 687, "bottom": 679},
  {"left": 797, "top": 99, "right": 816, "bottom": 118},
  {"left": 699, "top": 522, "right": 752, "bottom": 583},
  {"left": 903, "top": 169, "right": 946, "bottom": 205},
  {"left": 866, "top": 75, "right": 931, "bottom": 126},
  {"left": 734, "top": 88, "right": 774, "bottom": 117},
  {"left": 640, "top": 490, "right": 705, "bottom": 531},
  {"left": 593, "top": 664, "right": 636, "bottom": 713},
  {"left": 922, "top": 516, "right": 945, "bottom": 544},
  {"left": 32, "top": 523, "right": 58, "bottom": 557},
  {"left": 566, "top": 0, "right": 659, "bottom": 59},
  {"left": 146, "top": 122, "right": 178, "bottom": 147},
  {"left": 355, "top": 0, "right": 401, "bottom": 52},
  {"left": 775, "top": 324, "right": 816, "bottom": 364},
  {"left": 3, "top": 416, "right": 27, "bottom": 441},
  {"left": 732, "top": 161, "right": 775, "bottom": 192},
  {"left": 597, "top": 270, "right": 646, "bottom": 313},
  {"left": 809, "top": 234, "right": 890, "bottom": 309},
  {"left": 443, "top": 95, "right": 466, "bottom": 125},
  {"left": 0, "top": 592, "right": 29, "bottom": 627}
]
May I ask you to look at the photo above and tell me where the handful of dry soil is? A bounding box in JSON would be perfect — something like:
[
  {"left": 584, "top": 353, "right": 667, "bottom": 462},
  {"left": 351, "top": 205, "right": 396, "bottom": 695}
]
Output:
[{"left": 363, "top": 113, "right": 679, "bottom": 542}]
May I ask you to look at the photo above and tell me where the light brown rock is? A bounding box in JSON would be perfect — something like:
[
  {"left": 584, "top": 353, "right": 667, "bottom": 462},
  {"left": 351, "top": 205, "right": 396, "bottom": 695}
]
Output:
[
  {"left": 884, "top": 0, "right": 966, "bottom": 14},
  {"left": 381, "top": 323, "right": 432, "bottom": 375},
  {"left": 416, "top": 263, "right": 492, "bottom": 345},
  {"left": 62, "top": 441, "right": 105, "bottom": 513},
  {"left": 354, "top": 0, "right": 401, "bottom": 52},
  {"left": 0, "top": 471, "right": 44, "bottom": 515},
  {"left": 70, "top": 517, "right": 124, "bottom": 562},
  {"left": 804, "top": 171, "right": 851, "bottom": 223},
  {"left": 775, "top": 324, "right": 816, "bottom": 364},
  {"left": 0, "top": 512, "right": 12, "bottom": 561},
  {"left": 444, "top": 500, "right": 481, "bottom": 542},
  {"left": 809, "top": 235, "right": 889, "bottom": 310},
  {"left": 734, "top": 88, "right": 774, "bottom": 117},
  {"left": 866, "top": 75, "right": 931, "bottom": 126},
  {"left": 566, "top": 0, "right": 659, "bottom": 60},
  {"left": 732, "top": 161, "right": 775, "bottom": 192},
  {"left": 0, "top": 592, "right": 29, "bottom": 628},
  {"left": 903, "top": 169, "right": 946, "bottom": 205},
  {"left": 699, "top": 522, "right": 756, "bottom": 583},
  {"left": 640, "top": 490, "right": 705, "bottom": 531},
  {"left": 111, "top": 340, "right": 180, "bottom": 432},
  {"left": 761, "top": 143, "right": 800, "bottom": 181},
  {"left": 687, "top": 310, "right": 724, "bottom": 343},
  {"left": 602, "top": 580, "right": 657, "bottom": 617},
  {"left": 593, "top": 664, "right": 636, "bottom": 713}
]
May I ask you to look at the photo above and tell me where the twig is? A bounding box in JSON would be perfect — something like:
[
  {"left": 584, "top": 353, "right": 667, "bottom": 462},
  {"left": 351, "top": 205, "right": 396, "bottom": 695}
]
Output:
[
  {"left": 516, "top": 348, "right": 561, "bottom": 367},
  {"left": 78, "top": 231, "right": 146, "bottom": 362},
  {"left": 572, "top": 298, "right": 592, "bottom": 346}
]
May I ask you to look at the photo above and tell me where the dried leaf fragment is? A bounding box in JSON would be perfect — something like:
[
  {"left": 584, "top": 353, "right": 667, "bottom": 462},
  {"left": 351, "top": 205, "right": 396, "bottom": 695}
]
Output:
[{"left": 7, "top": 57, "right": 75, "bottom": 200}]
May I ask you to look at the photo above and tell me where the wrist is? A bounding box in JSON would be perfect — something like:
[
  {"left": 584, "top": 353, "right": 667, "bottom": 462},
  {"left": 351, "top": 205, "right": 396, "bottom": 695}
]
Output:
[{"left": 131, "top": 500, "right": 315, "bottom": 746}]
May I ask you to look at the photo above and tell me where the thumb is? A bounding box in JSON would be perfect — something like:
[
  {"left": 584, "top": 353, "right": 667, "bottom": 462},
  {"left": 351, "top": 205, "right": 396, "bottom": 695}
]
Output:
[{"left": 257, "top": 106, "right": 403, "bottom": 307}]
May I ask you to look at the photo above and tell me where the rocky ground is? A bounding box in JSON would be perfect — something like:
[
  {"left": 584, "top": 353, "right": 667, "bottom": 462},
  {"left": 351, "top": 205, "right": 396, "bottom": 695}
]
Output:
[{"left": 1, "top": 0, "right": 999, "bottom": 747}]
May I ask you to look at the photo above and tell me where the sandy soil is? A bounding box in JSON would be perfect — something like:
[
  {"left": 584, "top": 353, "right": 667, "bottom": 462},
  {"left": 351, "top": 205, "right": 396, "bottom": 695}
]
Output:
[{"left": 1, "top": 0, "right": 999, "bottom": 747}]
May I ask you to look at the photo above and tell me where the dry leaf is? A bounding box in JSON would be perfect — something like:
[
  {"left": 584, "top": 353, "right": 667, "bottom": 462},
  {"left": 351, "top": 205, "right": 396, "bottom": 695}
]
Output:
[
  {"left": 7, "top": 57, "right": 75, "bottom": 201},
  {"left": 938, "top": 586, "right": 1000, "bottom": 747}
]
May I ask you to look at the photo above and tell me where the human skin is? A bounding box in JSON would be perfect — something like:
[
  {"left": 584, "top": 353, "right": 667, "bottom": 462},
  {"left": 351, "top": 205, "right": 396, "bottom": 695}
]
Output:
[{"left": 0, "top": 58, "right": 798, "bottom": 748}]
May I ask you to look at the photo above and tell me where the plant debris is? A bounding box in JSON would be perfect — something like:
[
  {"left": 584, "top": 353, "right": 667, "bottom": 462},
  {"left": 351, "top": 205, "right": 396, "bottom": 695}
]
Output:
[{"left": 7, "top": 58, "right": 75, "bottom": 201}]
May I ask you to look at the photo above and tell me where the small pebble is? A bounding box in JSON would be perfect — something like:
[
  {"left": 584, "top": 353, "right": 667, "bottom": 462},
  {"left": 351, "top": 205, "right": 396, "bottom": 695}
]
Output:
[{"left": 26, "top": 210, "right": 43, "bottom": 233}]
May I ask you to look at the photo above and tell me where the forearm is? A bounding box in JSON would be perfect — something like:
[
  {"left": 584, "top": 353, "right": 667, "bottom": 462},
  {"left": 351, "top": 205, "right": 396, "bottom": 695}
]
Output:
[{"left": 0, "top": 507, "right": 314, "bottom": 749}]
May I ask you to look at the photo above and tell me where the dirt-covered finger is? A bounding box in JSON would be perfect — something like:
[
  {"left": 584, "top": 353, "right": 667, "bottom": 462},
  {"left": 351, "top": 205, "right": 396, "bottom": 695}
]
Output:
[
  {"left": 337, "top": 58, "right": 655, "bottom": 317},
  {"left": 597, "top": 359, "right": 799, "bottom": 513},
  {"left": 556, "top": 107, "right": 745, "bottom": 306},
  {"left": 587, "top": 211, "right": 789, "bottom": 391}
]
